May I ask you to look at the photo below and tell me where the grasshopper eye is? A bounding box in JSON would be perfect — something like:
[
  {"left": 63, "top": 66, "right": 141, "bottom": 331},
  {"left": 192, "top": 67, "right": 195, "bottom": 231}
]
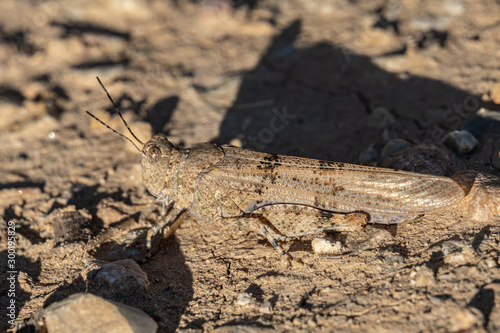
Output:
[{"left": 148, "top": 146, "right": 161, "bottom": 163}]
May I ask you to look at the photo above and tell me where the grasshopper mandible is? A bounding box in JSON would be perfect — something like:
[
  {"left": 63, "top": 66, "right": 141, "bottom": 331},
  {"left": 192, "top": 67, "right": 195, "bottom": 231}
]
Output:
[{"left": 87, "top": 77, "right": 467, "bottom": 261}]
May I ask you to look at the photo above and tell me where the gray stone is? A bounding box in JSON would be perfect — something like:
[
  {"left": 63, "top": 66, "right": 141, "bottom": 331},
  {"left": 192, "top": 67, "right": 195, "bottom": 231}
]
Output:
[
  {"left": 42, "top": 293, "right": 157, "bottom": 333},
  {"left": 411, "top": 265, "right": 435, "bottom": 287},
  {"left": 380, "top": 138, "right": 410, "bottom": 161},
  {"left": 382, "top": 144, "right": 454, "bottom": 176},
  {"left": 443, "top": 130, "right": 478, "bottom": 154},
  {"left": 94, "top": 259, "right": 150, "bottom": 291},
  {"left": 367, "top": 107, "right": 395, "bottom": 129},
  {"left": 359, "top": 144, "right": 378, "bottom": 163}
]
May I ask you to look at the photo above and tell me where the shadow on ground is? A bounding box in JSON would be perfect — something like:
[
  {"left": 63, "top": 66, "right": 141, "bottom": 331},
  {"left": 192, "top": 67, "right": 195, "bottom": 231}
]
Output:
[{"left": 214, "top": 20, "right": 484, "bottom": 165}]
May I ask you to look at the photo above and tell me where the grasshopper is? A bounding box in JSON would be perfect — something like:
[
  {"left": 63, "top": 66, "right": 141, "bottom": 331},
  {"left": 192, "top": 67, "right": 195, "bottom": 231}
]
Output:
[{"left": 88, "top": 78, "right": 467, "bottom": 261}]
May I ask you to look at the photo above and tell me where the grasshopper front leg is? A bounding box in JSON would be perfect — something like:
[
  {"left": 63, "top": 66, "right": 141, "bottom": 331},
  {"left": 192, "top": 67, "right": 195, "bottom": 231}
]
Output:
[{"left": 146, "top": 208, "right": 189, "bottom": 257}]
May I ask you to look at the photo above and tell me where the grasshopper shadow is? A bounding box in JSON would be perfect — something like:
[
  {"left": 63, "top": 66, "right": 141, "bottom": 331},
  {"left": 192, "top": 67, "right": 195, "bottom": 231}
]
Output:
[
  {"left": 214, "top": 19, "right": 490, "bottom": 165},
  {"left": 467, "top": 279, "right": 500, "bottom": 327},
  {"left": 12, "top": 182, "right": 194, "bottom": 332},
  {"left": 0, "top": 252, "right": 41, "bottom": 333},
  {"left": 34, "top": 235, "right": 193, "bottom": 333}
]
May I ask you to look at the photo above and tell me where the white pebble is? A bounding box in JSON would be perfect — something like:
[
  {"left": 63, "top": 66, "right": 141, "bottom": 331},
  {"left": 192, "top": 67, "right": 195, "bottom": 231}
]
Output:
[
  {"left": 236, "top": 292, "right": 252, "bottom": 306},
  {"left": 312, "top": 238, "right": 343, "bottom": 254}
]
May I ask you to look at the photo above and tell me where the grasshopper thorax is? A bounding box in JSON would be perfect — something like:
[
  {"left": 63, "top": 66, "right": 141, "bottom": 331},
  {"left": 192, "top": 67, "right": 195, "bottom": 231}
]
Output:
[{"left": 141, "top": 133, "right": 174, "bottom": 197}]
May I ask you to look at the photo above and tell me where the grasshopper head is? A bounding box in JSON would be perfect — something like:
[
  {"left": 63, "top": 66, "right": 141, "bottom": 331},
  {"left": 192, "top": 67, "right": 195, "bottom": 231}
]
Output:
[{"left": 141, "top": 133, "right": 174, "bottom": 197}]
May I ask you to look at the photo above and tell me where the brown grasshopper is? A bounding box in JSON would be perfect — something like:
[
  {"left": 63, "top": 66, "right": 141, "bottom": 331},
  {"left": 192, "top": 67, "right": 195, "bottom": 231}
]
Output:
[{"left": 88, "top": 77, "right": 470, "bottom": 261}]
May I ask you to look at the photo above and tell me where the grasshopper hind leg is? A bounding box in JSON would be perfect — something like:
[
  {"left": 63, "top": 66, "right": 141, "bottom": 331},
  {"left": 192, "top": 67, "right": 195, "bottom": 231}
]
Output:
[
  {"left": 223, "top": 205, "right": 369, "bottom": 263},
  {"left": 252, "top": 215, "right": 295, "bottom": 265},
  {"left": 251, "top": 204, "right": 368, "bottom": 239}
]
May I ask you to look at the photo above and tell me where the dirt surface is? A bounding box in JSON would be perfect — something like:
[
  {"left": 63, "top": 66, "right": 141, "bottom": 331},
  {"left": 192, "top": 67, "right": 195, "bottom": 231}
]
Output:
[{"left": 1, "top": 0, "right": 500, "bottom": 332}]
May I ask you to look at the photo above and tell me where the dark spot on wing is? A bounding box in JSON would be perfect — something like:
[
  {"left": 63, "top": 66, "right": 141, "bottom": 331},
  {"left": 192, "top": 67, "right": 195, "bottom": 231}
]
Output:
[
  {"left": 318, "top": 161, "right": 329, "bottom": 170},
  {"left": 259, "top": 160, "right": 276, "bottom": 170},
  {"left": 332, "top": 185, "right": 345, "bottom": 196},
  {"left": 319, "top": 210, "right": 334, "bottom": 219},
  {"left": 258, "top": 153, "right": 282, "bottom": 183},
  {"left": 263, "top": 153, "right": 280, "bottom": 163}
]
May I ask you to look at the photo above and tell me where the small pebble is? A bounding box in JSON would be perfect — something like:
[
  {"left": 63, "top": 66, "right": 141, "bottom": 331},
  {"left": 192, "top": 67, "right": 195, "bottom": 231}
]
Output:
[
  {"left": 94, "top": 259, "right": 150, "bottom": 291},
  {"left": 443, "top": 244, "right": 475, "bottom": 266},
  {"left": 437, "top": 272, "right": 455, "bottom": 281},
  {"left": 442, "top": 130, "right": 478, "bottom": 154},
  {"left": 380, "top": 139, "right": 410, "bottom": 161},
  {"left": 359, "top": 144, "right": 378, "bottom": 163},
  {"left": 311, "top": 238, "right": 343, "bottom": 254},
  {"left": 441, "top": 240, "right": 467, "bottom": 255},
  {"left": 259, "top": 301, "right": 273, "bottom": 314},
  {"left": 236, "top": 292, "right": 252, "bottom": 306},
  {"left": 411, "top": 15, "right": 451, "bottom": 31},
  {"left": 12, "top": 204, "right": 23, "bottom": 217},
  {"left": 368, "top": 107, "right": 395, "bottom": 129},
  {"left": 229, "top": 138, "right": 243, "bottom": 148},
  {"left": 448, "top": 307, "right": 484, "bottom": 333},
  {"left": 382, "top": 144, "right": 454, "bottom": 176},
  {"left": 292, "top": 317, "right": 302, "bottom": 327},
  {"left": 486, "top": 259, "right": 497, "bottom": 268},
  {"left": 442, "top": 0, "right": 465, "bottom": 16},
  {"left": 412, "top": 265, "right": 435, "bottom": 287},
  {"left": 306, "top": 318, "right": 317, "bottom": 328},
  {"left": 427, "top": 295, "right": 443, "bottom": 304},
  {"left": 454, "top": 266, "right": 477, "bottom": 281}
]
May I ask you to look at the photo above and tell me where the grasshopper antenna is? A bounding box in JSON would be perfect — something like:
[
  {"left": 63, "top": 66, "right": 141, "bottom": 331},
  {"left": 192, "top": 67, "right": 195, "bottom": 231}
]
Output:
[
  {"left": 86, "top": 110, "right": 143, "bottom": 153},
  {"left": 96, "top": 76, "right": 144, "bottom": 146}
]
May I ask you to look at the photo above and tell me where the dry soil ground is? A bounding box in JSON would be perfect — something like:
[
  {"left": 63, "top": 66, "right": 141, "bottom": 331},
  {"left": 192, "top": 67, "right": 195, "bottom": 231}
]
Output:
[{"left": 1, "top": 0, "right": 500, "bottom": 332}]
